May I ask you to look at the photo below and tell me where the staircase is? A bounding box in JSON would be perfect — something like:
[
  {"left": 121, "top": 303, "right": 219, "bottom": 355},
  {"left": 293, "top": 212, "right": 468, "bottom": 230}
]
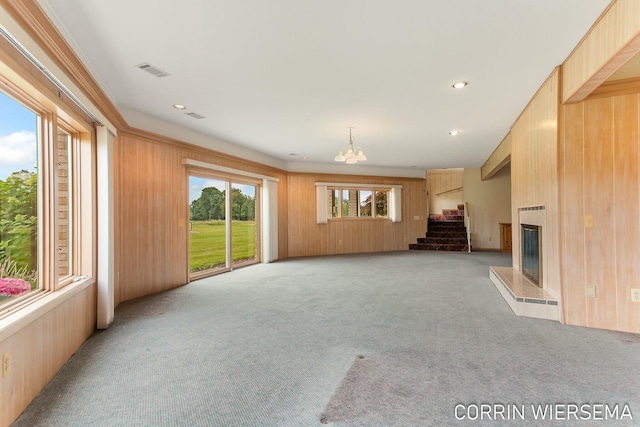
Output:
[{"left": 409, "top": 206, "right": 469, "bottom": 252}]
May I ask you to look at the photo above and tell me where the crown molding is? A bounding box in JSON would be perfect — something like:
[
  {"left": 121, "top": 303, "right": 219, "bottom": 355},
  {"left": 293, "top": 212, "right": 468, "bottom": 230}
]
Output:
[{"left": 119, "top": 127, "right": 288, "bottom": 178}]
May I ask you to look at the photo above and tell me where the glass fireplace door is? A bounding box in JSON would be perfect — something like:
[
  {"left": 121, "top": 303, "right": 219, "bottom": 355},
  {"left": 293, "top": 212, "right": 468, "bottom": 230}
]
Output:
[{"left": 521, "top": 224, "right": 541, "bottom": 286}]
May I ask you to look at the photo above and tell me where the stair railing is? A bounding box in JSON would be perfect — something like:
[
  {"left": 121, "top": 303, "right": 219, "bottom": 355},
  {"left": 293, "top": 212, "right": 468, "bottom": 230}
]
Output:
[
  {"left": 435, "top": 186, "right": 463, "bottom": 197},
  {"left": 464, "top": 202, "right": 471, "bottom": 253}
]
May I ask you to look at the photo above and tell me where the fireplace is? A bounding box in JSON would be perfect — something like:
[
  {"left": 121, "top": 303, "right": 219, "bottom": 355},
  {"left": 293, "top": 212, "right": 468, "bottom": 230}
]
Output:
[{"left": 521, "top": 224, "right": 542, "bottom": 286}]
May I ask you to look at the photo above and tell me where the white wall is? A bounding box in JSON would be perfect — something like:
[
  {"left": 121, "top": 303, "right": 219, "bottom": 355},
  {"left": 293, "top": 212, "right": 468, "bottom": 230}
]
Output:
[{"left": 463, "top": 166, "right": 511, "bottom": 250}]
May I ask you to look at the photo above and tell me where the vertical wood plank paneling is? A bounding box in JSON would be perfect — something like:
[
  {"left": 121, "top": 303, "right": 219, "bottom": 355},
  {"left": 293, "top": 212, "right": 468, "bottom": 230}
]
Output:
[
  {"left": 427, "top": 169, "right": 464, "bottom": 215},
  {"left": 560, "top": 92, "right": 640, "bottom": 333},
  {"left": 583, "top": 97, "right": 617, "bottom": 329},
  {"left": 115, "top": 136, "right": 127, "bottom": 301},
  {"left": 120, "top": 137, "right": 138, "bottom": 300},
  {"left": 542, "top": 77, "right": 562, "bottom": 300},
  {"left": 510, "top": 70, "right": 561, "bottom": 296},
  {"left": 140, "top": 140, "right": 154, "bottom": 296},
  {"left": 560, "top": 102, "right": 587, "bottom": 326},
  {"left": 151, "top": 143, "right": 173, "bottom": 293},
  {"left": 510, "top": 123, "right": 521, "bottom": 270},
  {"left": 278, "top": 176, "right": 289, "bottom": 257},
  {"left": 114, "top": 132, "right": 288, "bottom": 303},
  {"left": 481, "top": 133, "right": 511, "bottom": 180},
  {"left": 0, "top": 285, "right": 96, "bottom": 426},
  {"left": 613, "top": 94, "right": 640, "bottom": 332},
  {"left": 286, "top": 174, "right": 426, "bottom": 257}
]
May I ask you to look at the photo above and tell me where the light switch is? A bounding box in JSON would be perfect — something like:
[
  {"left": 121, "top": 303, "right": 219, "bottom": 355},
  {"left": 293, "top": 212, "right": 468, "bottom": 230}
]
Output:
[{"left": 586, "top": 285, "right": 596, "bottom": 298}]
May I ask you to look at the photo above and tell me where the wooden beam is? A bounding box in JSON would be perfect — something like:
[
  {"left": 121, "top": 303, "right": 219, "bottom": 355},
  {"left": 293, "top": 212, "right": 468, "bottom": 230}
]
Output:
[{"left": 585, "top": 76, "right": 640, "bottom": 100}]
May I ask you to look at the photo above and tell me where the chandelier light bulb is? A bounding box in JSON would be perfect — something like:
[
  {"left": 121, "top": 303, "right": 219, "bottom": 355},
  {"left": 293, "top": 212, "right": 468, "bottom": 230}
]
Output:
[{"left": 334, "top": 127, "right": 366, "bottom": 164}]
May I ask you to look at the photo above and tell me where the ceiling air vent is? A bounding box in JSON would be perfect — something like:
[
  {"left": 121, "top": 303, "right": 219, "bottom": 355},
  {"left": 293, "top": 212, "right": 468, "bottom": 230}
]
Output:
[
  {"left": 186, "top": 112, "right": 205, "bottom": 119},
  {"left": 135, "top": 62, "right": 170, "bottom": 77}
]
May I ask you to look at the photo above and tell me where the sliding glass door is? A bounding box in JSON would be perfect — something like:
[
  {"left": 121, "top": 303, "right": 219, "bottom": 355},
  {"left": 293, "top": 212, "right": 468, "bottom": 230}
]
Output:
[
  {"left": 188, "top": 175, "right": 259, "bottom": 278},
  {"left": 189, "top": 177, "right": 228, "bottom": 275},
  {"left": 231, "top": 183, "right": 258, "bottom": 268}
]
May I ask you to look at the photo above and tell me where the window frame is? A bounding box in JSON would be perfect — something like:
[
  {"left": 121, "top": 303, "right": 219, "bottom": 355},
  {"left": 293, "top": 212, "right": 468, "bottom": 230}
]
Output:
[
  {"left": 0, "top": 73, "right": 95, "bottom": 315},
  {"left": 315, "top": 182, "right": 402, "bottom": 224},
  {"left": 328, "top": 186, "right": 390, "bottom": 220}
]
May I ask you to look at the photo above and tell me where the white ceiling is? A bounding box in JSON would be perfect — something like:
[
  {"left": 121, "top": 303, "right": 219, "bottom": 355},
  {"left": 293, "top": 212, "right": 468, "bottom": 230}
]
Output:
[{"left": 38, "top": 0, "right": 610, "bottom": 170}]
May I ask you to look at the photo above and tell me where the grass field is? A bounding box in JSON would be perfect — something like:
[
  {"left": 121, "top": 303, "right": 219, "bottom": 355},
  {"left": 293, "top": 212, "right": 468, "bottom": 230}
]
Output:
[{"left": 189, "top": 220, "right": 257, "bottom": 272}]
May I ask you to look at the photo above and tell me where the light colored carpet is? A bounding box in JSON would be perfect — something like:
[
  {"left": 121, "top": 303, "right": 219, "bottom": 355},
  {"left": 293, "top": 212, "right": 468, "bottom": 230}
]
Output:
[{"left": 13, "top": 251, "right": 640, "bottom": 426}]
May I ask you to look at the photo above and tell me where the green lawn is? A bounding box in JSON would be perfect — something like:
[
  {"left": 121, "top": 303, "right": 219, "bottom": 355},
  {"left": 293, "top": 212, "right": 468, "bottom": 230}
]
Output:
[{"left": 189, "top": 220, "right": 257, "bottom": 272}]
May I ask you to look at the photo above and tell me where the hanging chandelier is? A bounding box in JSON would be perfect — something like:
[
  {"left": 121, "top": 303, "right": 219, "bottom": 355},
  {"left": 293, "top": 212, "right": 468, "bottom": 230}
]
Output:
[{"left": 334, "top": 127, "right": 367, "bottom": 164}]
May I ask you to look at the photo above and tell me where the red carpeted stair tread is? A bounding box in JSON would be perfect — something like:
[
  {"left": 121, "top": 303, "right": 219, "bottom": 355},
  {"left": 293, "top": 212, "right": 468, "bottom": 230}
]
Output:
[{"left": 409, "top": 214, "right": 469, "bottom": 252}]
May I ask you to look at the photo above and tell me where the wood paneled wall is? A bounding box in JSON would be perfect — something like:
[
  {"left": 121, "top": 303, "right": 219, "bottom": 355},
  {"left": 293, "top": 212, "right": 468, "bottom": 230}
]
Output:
[
  {"left": 481, "top": 133, "right": 510, "bottom": 180},
  {"left": 427, "top": 169, "right": 464, "bottom": 215},
  {"left": 563, "top": 0, "right": 640, "bottom": 103},
  {"left": 510, "top": 69, "right": 563, "bottom": 301},
  {"left": 113, "top": 131, "right": 288, "bottom": 305},
  {"left": 560, "top": 94, "right": 640, "bottom": 333},
  {"left": 287, "top": 174, "right": 427, "bottom": 257},
  {"left": 463, "top": 167, "right": 511, "bottom": 250},
  {"left": 0, "top": 285, "right": 96, "bottom": 426}
]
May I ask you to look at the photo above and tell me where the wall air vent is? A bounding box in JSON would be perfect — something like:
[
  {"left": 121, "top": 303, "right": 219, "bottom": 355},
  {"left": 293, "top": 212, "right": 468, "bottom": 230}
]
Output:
[
  {"left": 135, "top": 62, "right": 170, "bottom": 77},
  {"left": 186, "top": 112, "right": 205, "bottom": 119}
]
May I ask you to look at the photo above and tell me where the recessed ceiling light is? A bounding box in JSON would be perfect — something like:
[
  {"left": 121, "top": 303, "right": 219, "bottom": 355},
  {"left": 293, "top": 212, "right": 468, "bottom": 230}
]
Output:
[
  {"left": 173, "top": 104, "right": 186, "bottom": 110},
  {"left": 301, "top": 156, "right": 309, "bottom": 160},
  {"left": 449, "top": 130, "right": 460, "bottom": 136},
  {"left": 452, "top": 81, "right": 468, "bottom": 89}
]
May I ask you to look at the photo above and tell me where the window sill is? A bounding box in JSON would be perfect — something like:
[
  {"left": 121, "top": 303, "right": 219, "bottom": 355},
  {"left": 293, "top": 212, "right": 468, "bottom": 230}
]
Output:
[{"left": 0, "top": 276, "right": 95, "bottom": 342}]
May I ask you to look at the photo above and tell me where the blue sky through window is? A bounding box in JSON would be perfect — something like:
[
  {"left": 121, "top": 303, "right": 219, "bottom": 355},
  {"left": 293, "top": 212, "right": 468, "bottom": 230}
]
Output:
[{"left": 0, "top": 91, "right": 37, "bottom": 180}]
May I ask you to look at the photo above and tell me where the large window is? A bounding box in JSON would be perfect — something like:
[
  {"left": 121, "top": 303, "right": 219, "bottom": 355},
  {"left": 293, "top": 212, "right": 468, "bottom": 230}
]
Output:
[
  {"left": 317, "top": 182, "right": 401, "bottom": 224},
  {"left": 0, "top": 82, "right": 94, "bottom": 311},
  {"left": 0, "top": 91, "right": 38, "bottom": 304},
  {"left": 328, "top": 187, "right": 389, "bottom": 219}
]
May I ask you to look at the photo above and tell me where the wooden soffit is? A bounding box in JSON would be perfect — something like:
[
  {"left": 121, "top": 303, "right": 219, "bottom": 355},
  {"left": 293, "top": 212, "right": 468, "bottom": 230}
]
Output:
[{"left": 563, "top": 0, "right": 640, "bottom": 103}]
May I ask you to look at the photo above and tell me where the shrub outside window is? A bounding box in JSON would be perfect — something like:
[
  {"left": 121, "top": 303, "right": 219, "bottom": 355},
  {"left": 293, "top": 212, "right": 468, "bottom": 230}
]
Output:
[{"left": 0, "top": 91, "right": 39, "bottom": 304}]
